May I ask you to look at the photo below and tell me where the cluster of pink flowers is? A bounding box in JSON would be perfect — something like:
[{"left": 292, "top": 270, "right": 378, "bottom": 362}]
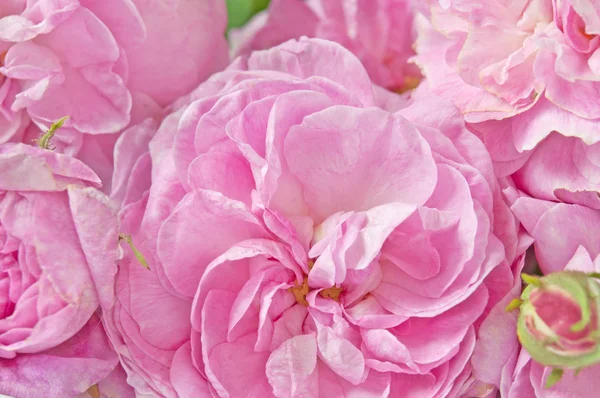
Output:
[{"left": 1, "top": 0, "right": 599, "bottom": 397}]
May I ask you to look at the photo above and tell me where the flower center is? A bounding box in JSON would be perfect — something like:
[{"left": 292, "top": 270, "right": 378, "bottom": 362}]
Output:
[{"left": 288, "top": 260, "right": 344, "bottom": 306}]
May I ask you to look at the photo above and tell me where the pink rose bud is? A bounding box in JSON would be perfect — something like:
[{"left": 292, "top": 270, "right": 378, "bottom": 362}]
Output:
[{"left": 516, "top": 271, "right": 600, "bottom": 386}]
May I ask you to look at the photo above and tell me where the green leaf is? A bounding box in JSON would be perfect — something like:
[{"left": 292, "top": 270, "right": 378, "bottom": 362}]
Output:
[
  {"left": 545, "top": 368, "right": 564, "bottom": 389},
  {"left": 227, "top": 0, "right": 270, "bottom": 29}
]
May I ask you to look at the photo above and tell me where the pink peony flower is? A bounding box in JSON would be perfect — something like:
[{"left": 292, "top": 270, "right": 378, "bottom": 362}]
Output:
[
  {"left": 0, "top": 143, "right": 124, "bottom": 396},
  {"left": 413, "top": 1, "right": 600, "bottom": 207},
  {"left": 229, "top": 0, "right": 422, "bottom": 92},
  {"left": 0, "top": 0, "right": 228, "bottom": 187},
  {"left": 104, "top": 38, "right": 521, "bottom": 397}
]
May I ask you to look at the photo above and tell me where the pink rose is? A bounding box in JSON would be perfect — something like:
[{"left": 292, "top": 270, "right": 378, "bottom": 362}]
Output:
[
  {"left": 414, "top": 1, "right": 600, "bottom": 207},
  {"left": 0, "top": 0, "right": 228, "bottom": 186},
  {"left": 0, "top": 143, "right": 124, "bottom": 396},
  {"left": 230, "top": 0, "right": 422, "bottom": 92},
  {"left": 104, "top": 38, "right": 520, "bottom": 397}
]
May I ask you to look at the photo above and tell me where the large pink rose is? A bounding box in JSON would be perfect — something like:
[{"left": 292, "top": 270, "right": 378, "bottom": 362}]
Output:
[
  {"left": 230, "top": 0, "right": 421, "bottom": 92},
  {"left": 104, "top": 38, "right": 521, "bottom": 397},
  {"left": 413, "top": 1, "right": 600, "bottom": 207},
  {"left": 0, "top": 0, "right": 228, "bottom": 186},
  {"left": 0, "top": 143, "right": 125, "bottom": 396}
]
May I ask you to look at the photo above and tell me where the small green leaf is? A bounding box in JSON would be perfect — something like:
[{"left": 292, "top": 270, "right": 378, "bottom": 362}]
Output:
[
  {"left": 505, "top": 298, "right": 523, "bottom": 312},
  {"left": 545, "top": 368, "right": 564, "bottom": 389},
  {"left": 38, "top": 116, "right": 69, "bottom": 150},
  {"left": 574, "top": 368, "right": 582, "bottom": 377},
  {"left": 119, "top": 234, "right": 150, "bottom": 270},
  {"left": 226, "top": 0, "right": 270, "bottom": 30},
  {"left": 522, "top": 273, "right": 542, "bottom": 287}
]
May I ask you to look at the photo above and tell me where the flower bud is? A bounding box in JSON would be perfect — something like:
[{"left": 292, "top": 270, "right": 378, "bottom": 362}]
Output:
[{"left": 517, "top": 271, "right": 600, "bottom": 372}]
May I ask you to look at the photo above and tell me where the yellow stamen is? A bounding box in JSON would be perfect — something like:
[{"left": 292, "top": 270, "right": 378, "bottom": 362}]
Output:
[
  {"left": 87, "top": 385, "right": 100, "bottom": 398},
  {"left": 319, "top": 286, "right": 343, "bottom": 302},
  {"left": 288, "top": 278, "right": 310, "bottom": 306}
]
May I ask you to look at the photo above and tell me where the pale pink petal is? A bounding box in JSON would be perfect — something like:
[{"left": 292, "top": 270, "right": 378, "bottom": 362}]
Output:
[
  {"left": 0, "top": 315, "right": 118, "bottom": 398},
  {"left": 170, "top": 342, "right": 211, "bottom": 398},
  {"left": 284, "top": 106, "right": 436, "bottom": 220},
  {"left": 266, "top": 333, "right": 319, "bottom": 398}
]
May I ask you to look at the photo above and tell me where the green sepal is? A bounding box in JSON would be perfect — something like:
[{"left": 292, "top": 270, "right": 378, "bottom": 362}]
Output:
[
  {"left": 522, "top": 273, "right": 542, "bottom": 286},
  {"left": 505, "top": 298, "right": 523, "bottom": 312},
  {"left": 545, "top": 368, "right": 564, "bottom": 389}
]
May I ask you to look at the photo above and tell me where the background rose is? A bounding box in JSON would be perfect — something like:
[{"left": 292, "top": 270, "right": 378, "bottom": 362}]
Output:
[
  {"left": 0, "top": 0, "right": 228, "bottom": 187},
  {"left": 230, "top": 0, "right": 422, "bottom": 92},
  {"left": 413, "top": 1, "right": 600, "bottom": 208},
  {"left": 0, "top": 143, "right": 123, "bottom": 396},
  {"left": 104, "top": 38, "right": 522, "bottom": 397}
]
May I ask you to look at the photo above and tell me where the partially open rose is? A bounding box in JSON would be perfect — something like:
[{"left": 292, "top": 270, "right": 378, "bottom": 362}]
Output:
[
  {"left": 0, "top": 143, "right": 123, "bottom": 396},
  {"left": 518, "top": 267, "right": 600, "bottom": 370}
]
